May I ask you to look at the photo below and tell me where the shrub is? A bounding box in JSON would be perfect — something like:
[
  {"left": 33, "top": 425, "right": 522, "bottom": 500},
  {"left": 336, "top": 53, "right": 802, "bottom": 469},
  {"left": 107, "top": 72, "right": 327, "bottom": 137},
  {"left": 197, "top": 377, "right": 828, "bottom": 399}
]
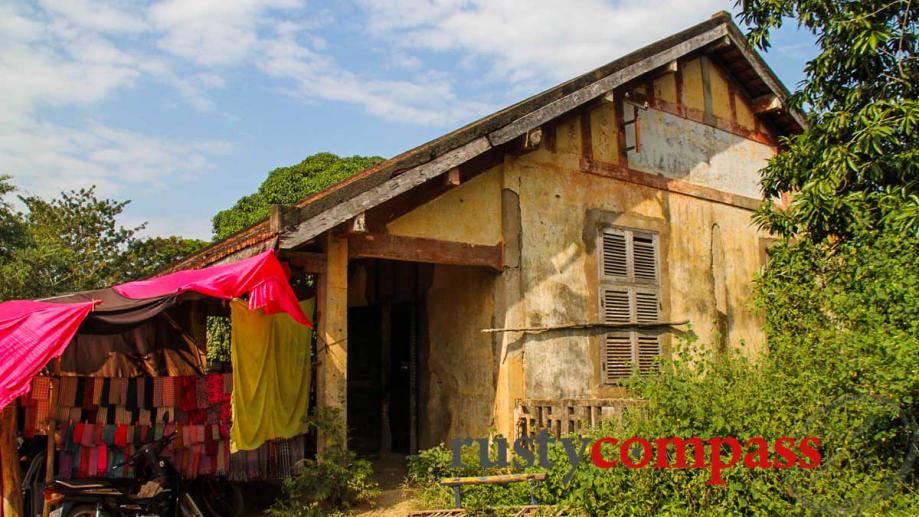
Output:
[{"left": 269, "top": 408, "right": 380, "bottom": 517}]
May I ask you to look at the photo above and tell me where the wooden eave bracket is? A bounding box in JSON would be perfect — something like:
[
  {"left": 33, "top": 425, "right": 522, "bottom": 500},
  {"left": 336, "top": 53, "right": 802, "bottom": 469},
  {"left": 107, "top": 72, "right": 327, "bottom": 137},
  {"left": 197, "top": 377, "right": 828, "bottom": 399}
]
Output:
[{"left": 751, "top": 94, "right": 783, "bottom": 114}]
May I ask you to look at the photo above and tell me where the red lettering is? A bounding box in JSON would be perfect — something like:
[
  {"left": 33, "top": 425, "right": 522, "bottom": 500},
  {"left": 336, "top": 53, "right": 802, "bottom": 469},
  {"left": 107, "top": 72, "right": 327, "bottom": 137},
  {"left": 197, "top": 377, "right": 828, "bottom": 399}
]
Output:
[
  {"left": 590, "top": 437, "right": 618, "bottom": 469},
  {"left": 707, "top": 437, "right": 742, "bottom": 485},
  {"left": 797, "top": 436, "right": 821, "bottom": 469},
  {"left": 620, "top": 437, "right": 652, "bottom": 468},
  {"left": 654, "top": 437, "right": 706, "bottom": 468},
  {"left": 743, "top": 437, "right": 772, "bottom": 469},
  {"left": 773, "top": 437, "right": 797, "bottom": 469}
]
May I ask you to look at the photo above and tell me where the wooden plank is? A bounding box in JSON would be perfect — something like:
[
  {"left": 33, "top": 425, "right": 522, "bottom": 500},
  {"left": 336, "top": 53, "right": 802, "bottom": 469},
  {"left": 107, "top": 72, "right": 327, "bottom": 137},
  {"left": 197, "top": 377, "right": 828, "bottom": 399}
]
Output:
[
  {"left": 1, "top": 404, "right": 23, "bottom": 517},
  {"left": 279, "top": 250, "right": 326, "bottom": 274},
  {"left": 279, "top": 137, "right": 492, "bottom": 249},
  {"left": 487, "top": 24, "right": 728, "bottom": 146},
  {"left": 751, "top": 94, "right": 782, "bottom": 114},
  {"left": 722, "top": 25, "right": 807, "bottom": 128},
  {"left": 441, "top": 473, "right": 547, "bottom": 486},
  {"left": 445, "top": 168, "right": 461, "bottom": 187},
  {"left": 349, "top": 233, "right": 503, "bottom": 271},
  {"left": 269, "top": 204, "right": 299, "bottom": 233},
  {"left": 580, "top": 158, "right": 764, "bottom": 211},
  {"left": 316, "top": 234, "right": 348, "bottom": 453}
]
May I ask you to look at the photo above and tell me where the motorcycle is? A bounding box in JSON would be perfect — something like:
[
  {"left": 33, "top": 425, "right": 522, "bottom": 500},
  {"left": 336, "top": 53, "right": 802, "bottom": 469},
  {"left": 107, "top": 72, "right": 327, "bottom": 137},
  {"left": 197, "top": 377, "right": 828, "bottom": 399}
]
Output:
[{"left": 43, "top": 433, "right": 203, "bottom": 517}]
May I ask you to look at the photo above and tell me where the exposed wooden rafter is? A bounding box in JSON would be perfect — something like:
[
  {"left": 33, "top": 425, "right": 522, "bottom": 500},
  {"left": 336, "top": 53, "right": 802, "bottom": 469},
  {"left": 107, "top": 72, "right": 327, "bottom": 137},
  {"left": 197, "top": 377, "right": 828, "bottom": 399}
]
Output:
[
  {"left": 751, "top": 94, "right": 783, "bottom": 114},
  {"left": 279, "top": 137, "right": 492, "bottom": 249},
  {"left": 348, "top": 233, "right": 503, "bottom": 271}
]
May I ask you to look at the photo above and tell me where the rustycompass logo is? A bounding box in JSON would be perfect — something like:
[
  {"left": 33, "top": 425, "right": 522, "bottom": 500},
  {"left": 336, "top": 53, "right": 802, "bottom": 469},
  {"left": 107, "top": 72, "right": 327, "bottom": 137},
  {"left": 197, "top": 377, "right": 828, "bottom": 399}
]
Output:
[{"left": 452, "top": 432, "right": 822, "bottom": 484}]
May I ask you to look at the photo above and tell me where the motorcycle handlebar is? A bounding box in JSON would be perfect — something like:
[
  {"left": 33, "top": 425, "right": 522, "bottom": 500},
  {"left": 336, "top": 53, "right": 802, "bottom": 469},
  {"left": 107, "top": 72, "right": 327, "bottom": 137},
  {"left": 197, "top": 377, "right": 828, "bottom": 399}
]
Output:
[{"left": 110, "top": 431, "right": 177, "bottom": 472}]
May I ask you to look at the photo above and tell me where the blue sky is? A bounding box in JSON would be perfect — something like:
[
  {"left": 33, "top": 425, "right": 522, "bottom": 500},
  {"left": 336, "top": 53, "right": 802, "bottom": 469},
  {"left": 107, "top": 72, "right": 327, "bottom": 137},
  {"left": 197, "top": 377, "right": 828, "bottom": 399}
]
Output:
[{"left": 0, "top": 1, "right": 816, "bottom": 240}]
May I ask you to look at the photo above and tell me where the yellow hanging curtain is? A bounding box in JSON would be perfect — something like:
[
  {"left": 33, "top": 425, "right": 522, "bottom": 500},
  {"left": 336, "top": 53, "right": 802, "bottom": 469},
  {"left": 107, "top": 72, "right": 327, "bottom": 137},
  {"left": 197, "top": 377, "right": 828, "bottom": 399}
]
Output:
[{"left": 229, "top": 298, "right": 314, "bottom": 452}]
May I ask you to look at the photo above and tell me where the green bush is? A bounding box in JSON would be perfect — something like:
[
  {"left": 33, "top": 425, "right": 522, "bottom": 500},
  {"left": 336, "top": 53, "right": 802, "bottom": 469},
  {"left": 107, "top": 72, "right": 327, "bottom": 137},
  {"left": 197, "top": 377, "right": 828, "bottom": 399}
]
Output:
[
  {"left": 269, "top": 408, "right": 380, "bottom": 517},
  {"left": 407, "top": 229, "right": 919, "bottom": 514},
  {"left": 205, "top": 315, "right": 231, "bottom": 363}
]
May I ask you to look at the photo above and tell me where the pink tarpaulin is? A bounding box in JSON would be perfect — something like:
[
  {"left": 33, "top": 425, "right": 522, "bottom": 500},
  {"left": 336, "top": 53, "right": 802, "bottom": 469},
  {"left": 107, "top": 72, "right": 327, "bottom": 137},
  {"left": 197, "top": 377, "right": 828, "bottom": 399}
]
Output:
[
  {"left": 0, "top": 300, "right": 96, "bottom": 409},
  {"left": 114, "top": 250, "right": 312, "bottom": 328}
]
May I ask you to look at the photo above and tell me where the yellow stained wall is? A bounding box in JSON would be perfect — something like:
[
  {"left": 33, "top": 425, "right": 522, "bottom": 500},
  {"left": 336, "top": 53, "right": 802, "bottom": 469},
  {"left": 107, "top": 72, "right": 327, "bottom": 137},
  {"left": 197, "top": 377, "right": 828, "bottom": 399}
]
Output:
[
  {"left": 386, "top": 164, "right": 502, "bottom": 245},
  {"left": 378, "top": 57, "right": 777, "bottom": 441},
  {"left": 421, "top": 264, "right": 496, "bottom": 447}
]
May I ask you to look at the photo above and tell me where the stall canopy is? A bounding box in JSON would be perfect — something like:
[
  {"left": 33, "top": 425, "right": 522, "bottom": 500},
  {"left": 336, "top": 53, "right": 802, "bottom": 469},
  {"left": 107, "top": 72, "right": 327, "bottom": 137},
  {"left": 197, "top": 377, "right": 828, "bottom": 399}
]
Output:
[{"left": 0, "top": 250, "right": 312, "bottom": 410}]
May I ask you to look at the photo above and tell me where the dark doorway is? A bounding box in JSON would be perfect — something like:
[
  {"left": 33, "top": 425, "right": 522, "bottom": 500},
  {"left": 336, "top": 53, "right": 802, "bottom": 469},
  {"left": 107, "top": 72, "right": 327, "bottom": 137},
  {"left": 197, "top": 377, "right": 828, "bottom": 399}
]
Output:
[
  {"left": 387, "top": 303, "right": 413, "bottom": 454},
  {"left": 346, "top": 259, "right": 431, "bottom": 456},
  {"left": 346, "top": 306, "right": 382, "bottom": 454}
]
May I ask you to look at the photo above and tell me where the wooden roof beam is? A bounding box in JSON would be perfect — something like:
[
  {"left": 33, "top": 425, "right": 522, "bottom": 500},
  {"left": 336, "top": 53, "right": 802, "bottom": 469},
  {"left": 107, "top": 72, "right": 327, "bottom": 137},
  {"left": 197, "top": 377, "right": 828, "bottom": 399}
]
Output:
[
  {"left": 751, "top": 94, "right": 783, "bottom": 114},
  {"left": 349, "top": 233, "right": 503, "bottom": 271},
  {"left": 487, "top": 24, "right": 730, "bottom": 146},
  {"left": 278, "top": 137, "right": 492, "bottom": 249}
]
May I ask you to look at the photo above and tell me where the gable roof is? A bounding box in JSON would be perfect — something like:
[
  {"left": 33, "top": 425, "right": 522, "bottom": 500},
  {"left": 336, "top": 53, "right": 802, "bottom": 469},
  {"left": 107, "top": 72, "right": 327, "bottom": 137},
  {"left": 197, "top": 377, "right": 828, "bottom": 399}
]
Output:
[{"left": 166, "top": 11, "right": 803, "bottom": 273}]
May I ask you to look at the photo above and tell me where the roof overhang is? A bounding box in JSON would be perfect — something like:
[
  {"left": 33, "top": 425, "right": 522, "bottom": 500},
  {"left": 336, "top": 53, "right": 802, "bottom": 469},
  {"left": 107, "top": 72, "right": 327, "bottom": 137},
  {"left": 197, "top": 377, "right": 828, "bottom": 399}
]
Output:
[{"left": 165, "top": 11, "right": 804, "bottom": 272}]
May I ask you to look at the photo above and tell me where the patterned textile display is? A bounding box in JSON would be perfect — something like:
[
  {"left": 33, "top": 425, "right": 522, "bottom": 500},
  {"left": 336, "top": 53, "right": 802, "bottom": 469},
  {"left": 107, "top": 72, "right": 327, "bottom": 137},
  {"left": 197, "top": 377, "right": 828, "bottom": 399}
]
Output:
[{"left": 24, "top": 373, "right": 308, "bottom": 481}]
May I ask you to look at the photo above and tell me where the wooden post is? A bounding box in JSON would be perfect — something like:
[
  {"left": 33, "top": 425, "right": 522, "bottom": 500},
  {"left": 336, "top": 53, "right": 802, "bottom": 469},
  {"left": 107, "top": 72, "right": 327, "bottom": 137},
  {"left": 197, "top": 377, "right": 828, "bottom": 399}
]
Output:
[
  {"left": 40, "top": 377, "right": 57, "bottom": 517},
  {"left": 0, "top": 403, "right": 23, "bottom": 517},
  {"left": 316, "top": 231, "right": 349, "bottom": 452}
]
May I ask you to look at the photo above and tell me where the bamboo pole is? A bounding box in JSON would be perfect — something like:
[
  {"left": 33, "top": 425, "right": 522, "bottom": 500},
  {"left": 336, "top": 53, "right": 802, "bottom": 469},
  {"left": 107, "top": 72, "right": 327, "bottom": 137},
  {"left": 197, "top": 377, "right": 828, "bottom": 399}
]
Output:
[
  {"left": 480, "top": 320, "right": 689, "bottom": 334},
  {"left": 40, "top": 376, "right": 57, "bottom": 517}
]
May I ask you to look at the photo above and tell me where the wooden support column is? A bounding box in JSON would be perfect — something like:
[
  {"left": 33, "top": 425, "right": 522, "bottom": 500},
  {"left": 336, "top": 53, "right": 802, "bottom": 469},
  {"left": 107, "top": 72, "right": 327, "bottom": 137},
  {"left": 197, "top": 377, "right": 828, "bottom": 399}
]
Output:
[
  {"left": 492, "top": 155, "right": 527, "bottom": 442},
  {"left": 1, "top": 404, "right": 23, "bottom": 517},
  {"left": 316, "top": 232, "right": 348, "bottom": 452}
]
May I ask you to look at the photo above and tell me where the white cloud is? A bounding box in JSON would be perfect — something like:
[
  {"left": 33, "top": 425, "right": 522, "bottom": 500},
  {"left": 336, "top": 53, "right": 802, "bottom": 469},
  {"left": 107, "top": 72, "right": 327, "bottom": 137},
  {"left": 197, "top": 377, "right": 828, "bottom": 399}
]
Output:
[
  {"left": 0, "top": 0, "right": 749, "bottom": 239},
  {"left": 257, "top": 25, "right": 495, "bottom": 126},
  {"left": 39, "top": 0, "right": 148, "bottom": 33},
  {"left": 358, "top": 0, "right": 727, "bottom": 82},
  {"left": 149, "top": 0, "right": 305, "bottom": 67},
  {"left": 125, "top": 215, "right": 213, "bottom": 241},
  {"left": 0, "top": 120, "right": 231, "bottom": 198}
]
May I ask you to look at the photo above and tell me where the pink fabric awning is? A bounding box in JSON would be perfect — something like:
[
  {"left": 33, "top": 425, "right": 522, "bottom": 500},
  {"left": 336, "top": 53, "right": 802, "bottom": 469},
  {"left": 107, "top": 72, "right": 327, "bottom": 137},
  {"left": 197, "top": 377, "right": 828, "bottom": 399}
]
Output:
[
  {"left": 113, "top": 250, "right": 312, "bottom": 328},
  {"left": 0, "top": 300, "right": 96, "bottom": 409},
  {"left": 0, "top": 249, "right": 312, "bottom": 410}
]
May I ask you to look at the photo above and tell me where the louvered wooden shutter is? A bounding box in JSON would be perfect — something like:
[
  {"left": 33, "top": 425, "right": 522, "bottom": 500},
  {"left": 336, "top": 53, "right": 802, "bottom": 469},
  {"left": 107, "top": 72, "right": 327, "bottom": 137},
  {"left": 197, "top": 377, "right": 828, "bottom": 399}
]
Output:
[
  {"left": 600, "top": 227, "right": 661, "bottom": 382},
  {"left": 635, "top": 289, "right": 661, "bottom": 374},
  {"left": 602, "top": 288, "right": 633, "bottom": 381},
  {"left": 601, "top": 230, "right": 628, "bottom": 278},
  {"left": 632, "top": 233, "right": 657, "bottom": 283}
]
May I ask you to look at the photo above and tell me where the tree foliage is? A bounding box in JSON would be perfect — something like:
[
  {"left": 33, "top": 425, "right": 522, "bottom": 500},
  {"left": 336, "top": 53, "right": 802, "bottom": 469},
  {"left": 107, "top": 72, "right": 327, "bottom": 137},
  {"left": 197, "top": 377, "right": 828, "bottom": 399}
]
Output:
[
  {"left": 739, "top": 0, "right": 918, "bottom": 239},
  {"left": 212, "top": 153, "right": 383, "bottom": 240},
  {"left": 0, "top": 177, "right": 206, "bottom": 300}
]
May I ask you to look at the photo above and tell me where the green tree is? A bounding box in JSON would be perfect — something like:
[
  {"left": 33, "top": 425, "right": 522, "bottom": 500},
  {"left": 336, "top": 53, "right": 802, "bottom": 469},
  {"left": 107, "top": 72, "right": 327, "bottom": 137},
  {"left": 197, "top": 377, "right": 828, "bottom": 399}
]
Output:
[
  {"left": 739, "top": 0, "right": 918, "bottom": 240},
  {"left": 122, "top": 235, "right": 208, "bottom": 280},
  {"left": 0, "top": 176, "right": 27, "bottom": 260},
  {"left": 0, "top": 179, "right": 206, "bottom": 300},
  {"left": 211, "top": 152, "right": 383, "bottom": 240}
]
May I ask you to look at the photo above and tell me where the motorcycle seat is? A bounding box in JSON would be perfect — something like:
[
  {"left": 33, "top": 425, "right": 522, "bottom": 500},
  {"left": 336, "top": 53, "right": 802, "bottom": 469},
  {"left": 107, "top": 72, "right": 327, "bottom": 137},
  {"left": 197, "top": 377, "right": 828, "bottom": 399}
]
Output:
[{"left": 54, "top": 479, "right": 114, "bottom": 489}]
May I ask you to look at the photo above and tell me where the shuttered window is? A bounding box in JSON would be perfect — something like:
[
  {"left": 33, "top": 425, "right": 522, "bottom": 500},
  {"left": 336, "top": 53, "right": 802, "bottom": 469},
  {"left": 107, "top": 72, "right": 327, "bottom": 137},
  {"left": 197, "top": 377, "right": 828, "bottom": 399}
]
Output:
[{"left": 599, "top": 228, "right": 661, "bottom": 383}]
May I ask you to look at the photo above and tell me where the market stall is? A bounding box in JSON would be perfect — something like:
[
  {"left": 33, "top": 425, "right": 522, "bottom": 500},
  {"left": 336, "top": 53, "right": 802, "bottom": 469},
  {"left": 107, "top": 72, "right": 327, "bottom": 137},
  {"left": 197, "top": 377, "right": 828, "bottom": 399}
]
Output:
[{"left": 0, "top": 250, "right": 316, "bottom": 516}]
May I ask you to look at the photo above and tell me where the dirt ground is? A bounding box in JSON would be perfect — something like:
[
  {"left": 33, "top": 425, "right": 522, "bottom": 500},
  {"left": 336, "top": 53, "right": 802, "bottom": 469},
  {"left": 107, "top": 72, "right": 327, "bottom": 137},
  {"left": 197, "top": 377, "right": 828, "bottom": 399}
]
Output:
[{"left": 350, "top": 454, "right": 422, "bottom": 516}]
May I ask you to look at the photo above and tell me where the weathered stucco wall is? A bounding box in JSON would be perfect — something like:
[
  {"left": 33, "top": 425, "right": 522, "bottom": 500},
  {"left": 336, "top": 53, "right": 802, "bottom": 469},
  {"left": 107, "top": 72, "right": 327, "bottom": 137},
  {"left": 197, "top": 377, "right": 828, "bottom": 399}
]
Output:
[
  {"left": 627, "top": 108, "right": 775, "bottom": 199},
  {"left": 386, "top": 164, "right": 502, "bottom": 245},
  {"left": 421, "top": 264, "right": 496, "bottom": 447},
  {"left": 384, "top": 56, "right": 779, "bottom": 439},
  {"left": 510, "top": 57, "right": 775, "bottom": 401}
]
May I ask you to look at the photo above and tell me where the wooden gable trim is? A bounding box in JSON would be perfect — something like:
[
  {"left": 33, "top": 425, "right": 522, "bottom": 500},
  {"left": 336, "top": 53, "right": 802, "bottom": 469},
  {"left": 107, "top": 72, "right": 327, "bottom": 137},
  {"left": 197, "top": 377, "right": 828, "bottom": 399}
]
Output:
[
  {"left": 580, "top": 158, "right": 762, "bottom": 211},
  {"left": 279, "top": 137, "right": 492, "bottom": 249},
  {"left": 349, "top": 233, "right": 503, "bottom": 271},
  {"left": 626, "top": 90, "right": 777, "bottom": 147},
  {"left": 487, "top": 24, "right": 729, "bottom": 146}
]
